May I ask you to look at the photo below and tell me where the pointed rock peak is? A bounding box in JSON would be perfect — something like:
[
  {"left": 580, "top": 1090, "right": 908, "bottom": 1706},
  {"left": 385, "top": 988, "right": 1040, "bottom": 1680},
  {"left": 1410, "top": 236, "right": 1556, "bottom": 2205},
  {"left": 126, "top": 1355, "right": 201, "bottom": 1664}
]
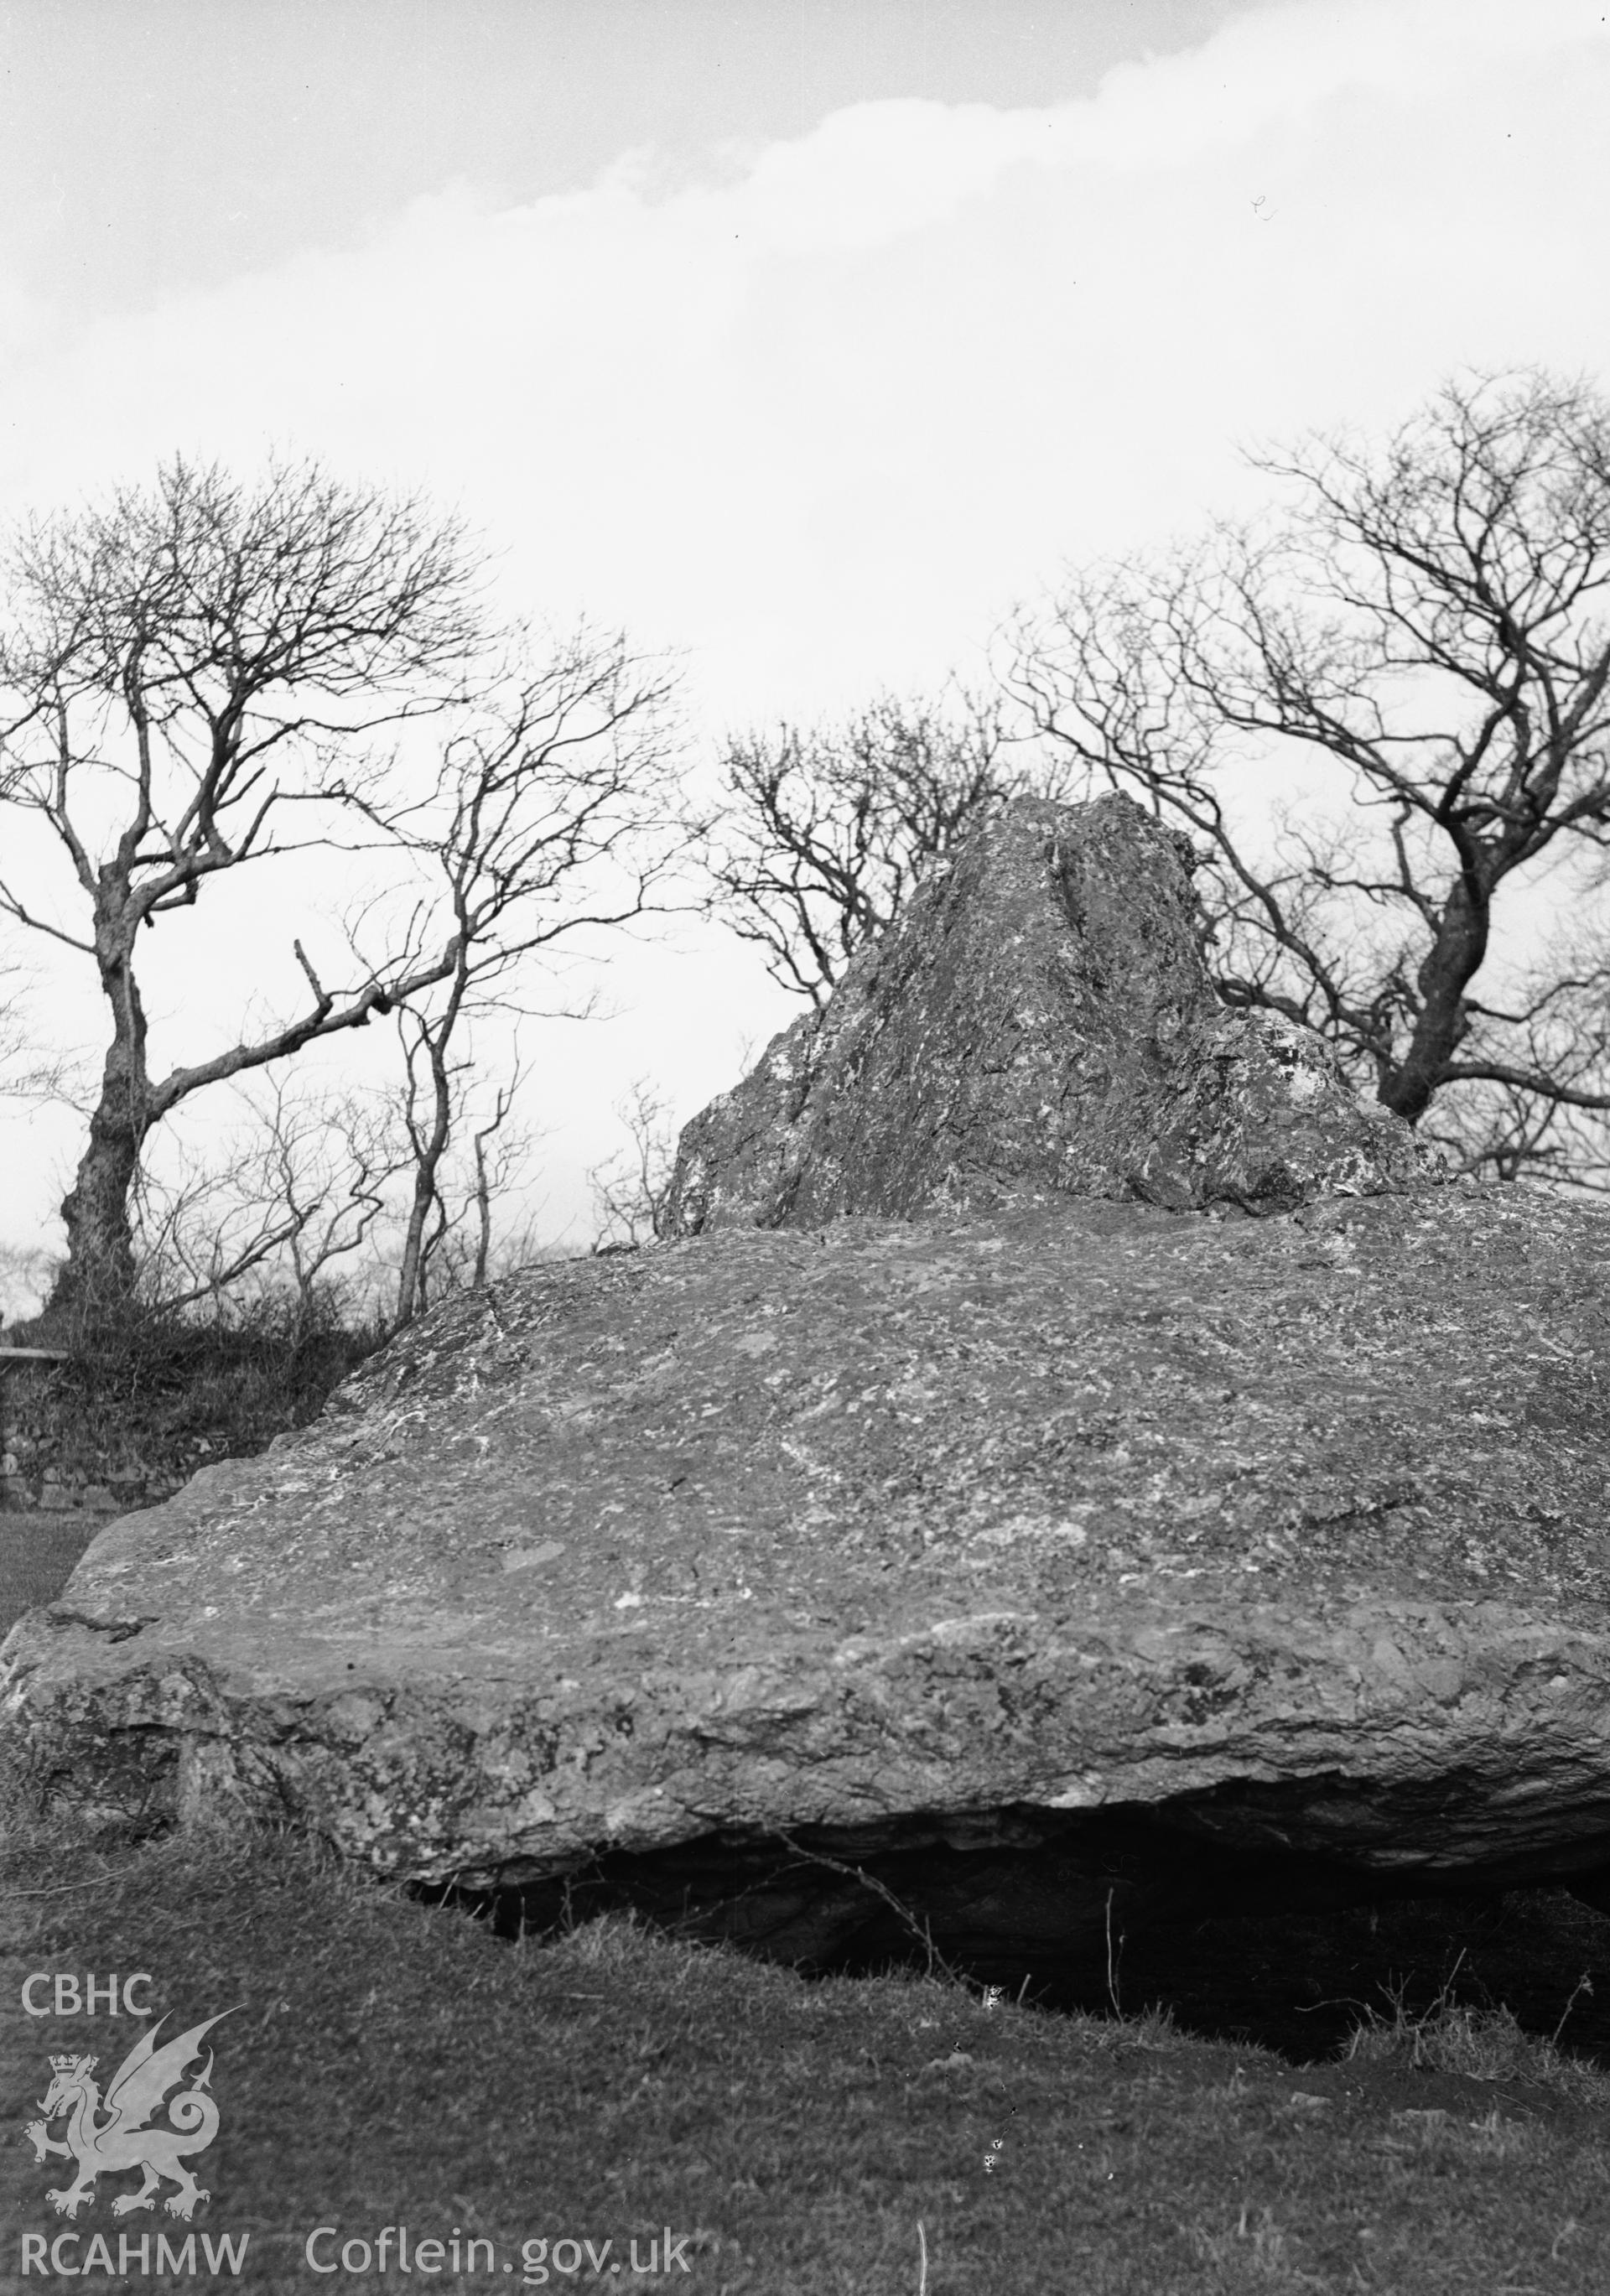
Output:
[{"left": 664, "top": 792, "right": 1440, "bottom": 1233}]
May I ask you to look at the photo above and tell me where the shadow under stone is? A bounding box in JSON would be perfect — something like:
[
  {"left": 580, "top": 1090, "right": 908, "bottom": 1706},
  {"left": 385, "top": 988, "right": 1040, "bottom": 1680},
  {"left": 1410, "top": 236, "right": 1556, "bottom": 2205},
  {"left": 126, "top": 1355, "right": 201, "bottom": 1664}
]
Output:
[
  {"left": 435, "top": 1806, "right": 1610, "bottom": 2069},
  {"left": 975, "top": 1888, "right": 1610, "bottom": 2065}
]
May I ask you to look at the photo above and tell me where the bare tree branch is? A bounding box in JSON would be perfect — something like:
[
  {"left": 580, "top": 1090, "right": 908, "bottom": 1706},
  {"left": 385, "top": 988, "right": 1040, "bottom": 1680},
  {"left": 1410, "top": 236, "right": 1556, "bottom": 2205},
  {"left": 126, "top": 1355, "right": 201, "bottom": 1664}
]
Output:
[
  {"left": 132, "top": 1075, "right": 411, "bottom": 1322},
  {"left": 1007, "top": 366, "right": 1610, "bottom": 1186},
  {"left": 377, "top": 627, "right": 690, "bottom": 1329},
  {"left": 589, "top": 1078, "right": 678, "bottom": 1249},
  {"left": 701, "top": 688, "right": 1072, "bottom": 1008}
]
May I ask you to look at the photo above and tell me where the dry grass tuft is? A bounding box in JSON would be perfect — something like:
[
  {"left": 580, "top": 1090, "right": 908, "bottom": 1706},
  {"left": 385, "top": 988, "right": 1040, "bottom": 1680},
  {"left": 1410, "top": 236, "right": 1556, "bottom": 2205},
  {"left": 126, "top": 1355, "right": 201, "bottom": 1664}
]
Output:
[{"left": 1344, "top": 1972, "right": 1610, "bottom": 2101}]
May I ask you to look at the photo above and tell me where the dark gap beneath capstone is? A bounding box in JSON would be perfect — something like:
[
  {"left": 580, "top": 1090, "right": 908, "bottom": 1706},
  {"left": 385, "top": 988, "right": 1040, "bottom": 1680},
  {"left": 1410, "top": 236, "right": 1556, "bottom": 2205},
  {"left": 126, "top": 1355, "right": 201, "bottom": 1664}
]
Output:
[{"left": 412, "top": 1804, "right": 1610, "bottom": 2070}]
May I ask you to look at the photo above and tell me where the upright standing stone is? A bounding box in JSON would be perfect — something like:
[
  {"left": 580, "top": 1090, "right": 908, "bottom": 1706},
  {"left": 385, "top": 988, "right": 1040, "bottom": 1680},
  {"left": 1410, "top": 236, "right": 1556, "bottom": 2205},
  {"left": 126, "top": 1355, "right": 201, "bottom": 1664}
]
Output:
[{"left": 662, "top": 793, "right": 1436, "bottom": 1234}]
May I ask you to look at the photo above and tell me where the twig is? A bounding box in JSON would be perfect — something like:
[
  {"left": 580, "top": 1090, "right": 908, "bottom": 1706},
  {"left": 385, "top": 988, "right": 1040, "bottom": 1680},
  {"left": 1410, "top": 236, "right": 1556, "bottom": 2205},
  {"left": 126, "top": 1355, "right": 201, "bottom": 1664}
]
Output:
[
  {"left": 1105, "top": 1885, "right": 1124, "bottom": 2018},
  {"left": 766, "top": 1828, "right": 967, "bottom": 1986},
  {"left": 1550, "top": 1971, "right": 1594, "bottom": 2049}
]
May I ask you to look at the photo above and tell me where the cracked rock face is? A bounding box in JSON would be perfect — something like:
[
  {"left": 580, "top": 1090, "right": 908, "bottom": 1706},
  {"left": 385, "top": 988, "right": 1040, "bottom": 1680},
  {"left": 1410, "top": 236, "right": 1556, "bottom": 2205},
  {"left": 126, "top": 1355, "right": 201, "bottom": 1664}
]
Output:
[
  {"left": 6, "top": 1186, "right": 1610, "bottom": 1966},
  {"left": 659, "top": 792, "right": 1439, "bottom": 1236}
]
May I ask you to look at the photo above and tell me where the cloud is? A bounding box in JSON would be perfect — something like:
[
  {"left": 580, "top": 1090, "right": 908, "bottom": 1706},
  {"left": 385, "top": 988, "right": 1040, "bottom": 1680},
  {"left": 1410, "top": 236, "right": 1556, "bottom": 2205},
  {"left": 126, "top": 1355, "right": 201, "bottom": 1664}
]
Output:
[
  {"left": 1074, "top": 0, "right": 1596, "bottom": 169},
  {"left": 1, "top": 1, "right": 1605, "bottom": 720}
]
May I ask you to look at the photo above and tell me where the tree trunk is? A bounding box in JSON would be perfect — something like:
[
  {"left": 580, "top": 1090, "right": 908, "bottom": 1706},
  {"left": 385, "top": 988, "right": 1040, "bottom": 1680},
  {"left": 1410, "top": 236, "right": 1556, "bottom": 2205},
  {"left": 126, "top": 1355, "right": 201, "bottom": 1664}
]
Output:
[
  {"left": 393, "top": 1026, "right": 454, "bottom": 1332},
  {"left": 470, "top": 1131, "right": 490, "bottom": 1289},
  {"left": 1377, "top": 875, "right": 1490, "bottom": 1127},
  {"left": 49, "top": 935, "right": 150, "bottom": 1327}
]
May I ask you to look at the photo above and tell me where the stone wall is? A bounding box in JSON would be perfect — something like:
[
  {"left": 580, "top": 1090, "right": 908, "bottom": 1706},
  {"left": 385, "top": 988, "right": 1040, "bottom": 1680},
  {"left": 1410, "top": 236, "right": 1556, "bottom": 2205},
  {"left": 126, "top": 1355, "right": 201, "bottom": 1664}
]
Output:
[{"left": 0, "top": 1352, "right": 190, "bottom": 1519}]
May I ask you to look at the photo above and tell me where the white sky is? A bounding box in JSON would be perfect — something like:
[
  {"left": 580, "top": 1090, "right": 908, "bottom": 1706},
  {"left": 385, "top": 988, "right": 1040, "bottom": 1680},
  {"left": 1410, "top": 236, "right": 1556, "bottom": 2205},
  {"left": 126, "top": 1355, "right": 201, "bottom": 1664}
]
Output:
[{"left": 1, "top": 0, "right": 1607, "bottom": 1281}]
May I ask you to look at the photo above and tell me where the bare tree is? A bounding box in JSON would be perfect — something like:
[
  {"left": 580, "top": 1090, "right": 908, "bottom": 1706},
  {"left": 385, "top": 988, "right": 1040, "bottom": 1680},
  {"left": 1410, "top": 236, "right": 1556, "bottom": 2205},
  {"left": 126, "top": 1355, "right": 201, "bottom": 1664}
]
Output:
[
  {"left": 589, "top": 1077, "right": 678, "bottom": 1249},
  {"left": 391, "top": 1022, "right": 538, "bottom": 1315},
  {"left": 464, "top": 1061, "right": 532, "bottom": 1292},
  {"left": 1008, "top": 369, "right": 1610, "bottom": 1183},
  {"left": 0, "top": 454, "right": 483, "bottom": 1321},
  {"left": 132, "top": 1076, "right": 408, "bottom": 1323},
  {"left": 140, "top": 1053, "right": 549, "bottom": 1335},
  {"left": 380, "top": 630, "right": 686, "bottom": 1328},
  {"left": 704, "top": 690, "right": 1060, "bottom": 1007}
]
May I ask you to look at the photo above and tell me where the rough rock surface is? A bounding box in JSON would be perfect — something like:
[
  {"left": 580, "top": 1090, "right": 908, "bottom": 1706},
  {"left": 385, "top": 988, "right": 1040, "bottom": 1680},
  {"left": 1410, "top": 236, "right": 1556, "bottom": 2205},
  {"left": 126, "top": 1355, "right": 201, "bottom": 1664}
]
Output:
[
  {"left": 661, "top": 792, "right": 1438, "bottom": 1235},
  {"left": 7, "top": 1183, "right": 1610, "bottom": 1966}
]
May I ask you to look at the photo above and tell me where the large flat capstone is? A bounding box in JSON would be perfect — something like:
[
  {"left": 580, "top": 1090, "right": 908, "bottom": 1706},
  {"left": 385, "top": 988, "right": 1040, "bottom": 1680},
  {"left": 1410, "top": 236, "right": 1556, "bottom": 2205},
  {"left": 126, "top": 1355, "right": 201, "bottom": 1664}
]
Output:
[{"left": 6, "top": 1184, "right": 1610, "bottom": 1962}]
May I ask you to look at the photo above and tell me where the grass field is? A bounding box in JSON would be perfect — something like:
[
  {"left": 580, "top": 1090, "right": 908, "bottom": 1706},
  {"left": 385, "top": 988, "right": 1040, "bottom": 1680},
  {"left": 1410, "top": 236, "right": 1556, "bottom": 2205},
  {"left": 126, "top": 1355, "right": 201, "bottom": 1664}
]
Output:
[{"left": 5, "top": 1811, "right": 1610, "bottom": 2294}]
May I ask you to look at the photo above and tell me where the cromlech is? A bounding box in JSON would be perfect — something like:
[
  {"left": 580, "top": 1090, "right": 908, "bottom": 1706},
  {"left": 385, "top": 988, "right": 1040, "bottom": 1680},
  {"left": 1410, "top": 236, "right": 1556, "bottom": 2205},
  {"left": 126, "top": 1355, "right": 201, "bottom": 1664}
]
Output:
[{"left": 8, "top": 792, "right": 1610, "bottom": 2014}]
